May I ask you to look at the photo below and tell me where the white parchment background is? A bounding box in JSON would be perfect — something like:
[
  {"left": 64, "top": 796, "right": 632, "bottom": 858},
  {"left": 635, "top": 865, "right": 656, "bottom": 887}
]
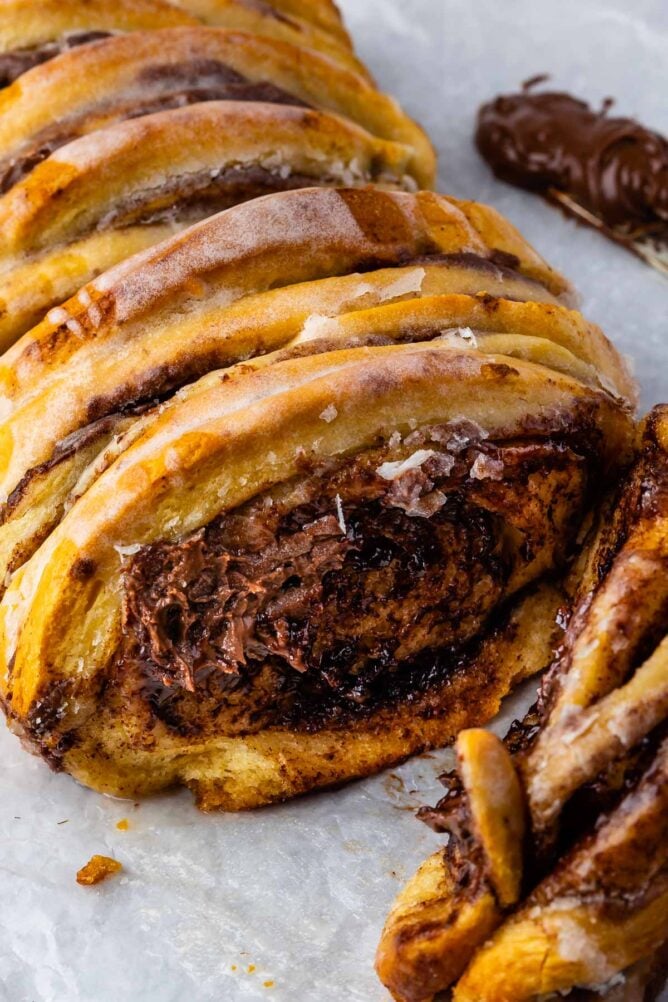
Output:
[{"left": 1, "top": 1, "right": 667, "bottom": 999}]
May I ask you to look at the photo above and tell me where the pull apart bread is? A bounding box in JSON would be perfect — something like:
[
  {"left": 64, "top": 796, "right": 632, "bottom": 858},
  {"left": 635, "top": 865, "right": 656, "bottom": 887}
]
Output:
[
  {"left": 0, "top": 185, "right": 636, "bottom": 810},
  {"left": 0, "top": 0, "right": 364, "bottom": 85},
  {"left": 0, "top": 6, "right": 435, "bottom": 346},
  {"left": 377, "top": 406, "right": 668, "bottom": 1001}
]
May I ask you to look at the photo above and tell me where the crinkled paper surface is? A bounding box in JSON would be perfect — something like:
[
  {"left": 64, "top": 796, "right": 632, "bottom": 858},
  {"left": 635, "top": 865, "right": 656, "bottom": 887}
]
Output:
[{"left": 1, "top": 1, "right": 667, "bottom": 999}]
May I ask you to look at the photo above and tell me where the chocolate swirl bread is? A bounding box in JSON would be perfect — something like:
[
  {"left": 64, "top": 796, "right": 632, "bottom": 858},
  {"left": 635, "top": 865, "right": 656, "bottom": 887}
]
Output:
[
  {"left": 377, "top": 407, "right": 668, "bottom": 1001},
  {"left": 0, "top": 0, "right": 366, "bottom": 85},
  {"left": 0, "top": 184, "right": 636, "bottom": 809},
  {"left": 0, "top": 8, "right": 663, "bottom": 996},
  {"left": 0, "top": 6, "right": 434, "bottom": 345},
  {"left": 0, "top": 103, "right": 416, "bottom": 347}
]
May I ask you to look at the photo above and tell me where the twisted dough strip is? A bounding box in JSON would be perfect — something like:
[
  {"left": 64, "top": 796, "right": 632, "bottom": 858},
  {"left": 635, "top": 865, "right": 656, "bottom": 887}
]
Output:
[
  {"left": 523, "top": 408, "right": 668, "bottom": 846},
  {"left": 0, "top": 27, "right": 434, "bottom": 194},
  {"left": 174, "top": 0, "right": 355, "bottom": 47},
  {"left": 456, "top": 734, "right": 668, "bottom": 1001},
  {"left": 377, "top": 407, "right": 668, "bottom": 1001},
  {"left": 0, "top": 187, "right": 570, "bottom": 503},
  {"left": 376, "top": 730, "right": 525, "bottom": 1001},
  {"left": 0, "top": 335, "right": 631, "bottom": 807},
  {"left": 0, "top": 102, "right": 414, "bottom": 346},
  {"left": 0, "top": 186, "right": 628, "bottom": 604},
  {"left": 0, "top": 0, "right": 365, "bottom": 80}
]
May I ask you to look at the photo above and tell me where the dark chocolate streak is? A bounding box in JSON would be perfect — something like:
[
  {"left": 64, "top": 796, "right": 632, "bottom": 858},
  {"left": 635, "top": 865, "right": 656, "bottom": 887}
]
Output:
[
  {"left": 0, "top": 61, "right": 308, "bottom": 193},
  {"left": 476, "top": 87, "right": 668, "bottom": 236},
  {"left": 92, "top": 165, "right": 357, "bottom": 232},
  {"left": 0, "top": 32, "right": 113, "bottom": 89}
]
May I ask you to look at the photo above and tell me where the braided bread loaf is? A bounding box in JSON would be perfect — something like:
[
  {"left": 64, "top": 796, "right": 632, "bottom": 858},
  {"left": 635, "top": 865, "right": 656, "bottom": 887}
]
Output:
[
  {"left": 0, "top": 178, "right": 636, "bottom": 808},
  {"left": 377, "top": 407, "right": 668, "bottom": 1001},
  {"left": 0, "top": 12, "right": 661, "bottom": 991},
  {"left": 0, "top": 2, "right": 435, "bottom": 346}
]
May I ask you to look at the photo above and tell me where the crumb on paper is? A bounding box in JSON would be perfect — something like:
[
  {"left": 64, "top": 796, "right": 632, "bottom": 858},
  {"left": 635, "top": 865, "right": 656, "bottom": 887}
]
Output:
[
  {"left": 247, "top": 964, "right": 256, "bottom": 974},
  {"left": 76, "top": 854, "right": 123, "bottom": 886},
  {"left": 231, "top": 965, "right": 237, "bottom": 972},
  {"left": 116, "top": 818, "right": 130, "bottom": 831},
  {"left": 264, "top": 981, "right": 275, "bottom": 989}
]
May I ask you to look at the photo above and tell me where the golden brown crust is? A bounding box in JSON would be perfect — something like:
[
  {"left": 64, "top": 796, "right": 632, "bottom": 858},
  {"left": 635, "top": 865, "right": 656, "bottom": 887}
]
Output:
[
  {"left": 456, "top": 737, "right": 668, "bottom": 1001},
  {"left": 177, "top": 0, "right": 354, "bottom": 48},
  {"left": 0, "top": 0, "right": 367, "bottom": 78},
  {"left": 0, "top": 27, "right": 434, "bottom": 188},
  {"left": 377, "top": 731, "right": 526, "bottom": 1002},
  {"left": 0, "top": 188, "right": 573, "bottom": 505},
  {"left": 0, "top": 102, "right": 414, "bottom": 344},
  {"left": 523, "top": 405, "right": 668, "bottom": 846}
]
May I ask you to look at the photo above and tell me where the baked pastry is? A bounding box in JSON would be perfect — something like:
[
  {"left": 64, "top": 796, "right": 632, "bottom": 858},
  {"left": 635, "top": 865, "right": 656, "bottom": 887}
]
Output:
[
  {"left": 0, "top": 13, "right": 433, "bottom": 346},
  {"left": 0, "top": 26, "right": 433, "bottom": 196},
  {"left": 377, "top": 406, "right": 668, "bottom": 1001},
  {"left": 0, "top": 182, "right": 635, "bottom": 810},
  {"left": 0, "top": 0, "right": 366, "bottom": 85},
  {"left": 0, "top": 102, "right": 415, "bottom": 345},
  {"left": 0, "top": 186, "right": 626, "bottom": 604}
]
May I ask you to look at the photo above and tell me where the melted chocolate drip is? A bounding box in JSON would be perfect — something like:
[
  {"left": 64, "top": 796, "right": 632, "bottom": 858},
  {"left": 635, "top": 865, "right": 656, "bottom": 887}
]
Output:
[{"left": 476, "top": 85, "right": 668, "bottom": 238}]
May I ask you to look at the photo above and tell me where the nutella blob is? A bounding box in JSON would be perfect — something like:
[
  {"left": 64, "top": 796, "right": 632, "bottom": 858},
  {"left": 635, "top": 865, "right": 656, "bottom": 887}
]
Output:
[{"left": 476, "top": 82, "right": 668, "bottom": 239}]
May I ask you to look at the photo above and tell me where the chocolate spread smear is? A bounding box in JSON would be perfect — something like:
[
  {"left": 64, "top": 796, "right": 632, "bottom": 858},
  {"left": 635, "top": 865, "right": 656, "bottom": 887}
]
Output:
[
  {"left": 0, "top": 32, "right": 114, "bottom": 89},
  {"left": 114, "top": 430, "right": 594, "bottom": 735},
  {"left": 476, "top": 83, "right": 668, "bottom": 239}
]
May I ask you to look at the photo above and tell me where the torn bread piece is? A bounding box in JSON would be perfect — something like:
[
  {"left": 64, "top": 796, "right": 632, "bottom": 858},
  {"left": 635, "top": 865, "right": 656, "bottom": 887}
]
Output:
[{"left": 377, "top": 407, "right": 668, "bottom": 1001}]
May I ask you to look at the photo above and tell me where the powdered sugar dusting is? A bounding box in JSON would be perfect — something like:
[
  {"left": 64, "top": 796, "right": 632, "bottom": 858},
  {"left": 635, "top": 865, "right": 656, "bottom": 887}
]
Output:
[
  {"left": 93, "top": 190, "right": 369, "bottom": 324},
  {"left": 297, "top": 314, "right": 341, "bottom": 343},
  {"left": 439, "top": 326, "right": 478, "bottom": 348}
]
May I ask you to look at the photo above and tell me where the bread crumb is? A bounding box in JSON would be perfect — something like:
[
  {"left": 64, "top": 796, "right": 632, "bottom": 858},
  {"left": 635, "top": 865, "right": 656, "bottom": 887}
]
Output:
[
  {"left": 76, "top": 854, "right": 122, "bottom": 886},
  {"left": 116, "top": 818, "right": 130, "bottom": 831},
  {"left": 264, "top": 981, "right": 274, "bottom": 989},
  {"left": 247, "top": 964, "right": 256, "bottom": 974}
]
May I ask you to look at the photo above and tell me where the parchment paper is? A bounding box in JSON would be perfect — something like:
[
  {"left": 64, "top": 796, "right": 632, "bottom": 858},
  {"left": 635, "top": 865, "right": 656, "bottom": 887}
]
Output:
[{"left": 2, "top": 1, "right": 667, "bottom": 999}]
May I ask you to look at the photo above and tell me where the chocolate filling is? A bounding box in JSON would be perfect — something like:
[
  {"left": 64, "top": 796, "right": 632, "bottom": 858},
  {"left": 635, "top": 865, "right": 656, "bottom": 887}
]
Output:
[
  {"left": 0, "top": 32, "right": 114, "bottom": 89},
  {"left": 0, "top": 60, "right": 308, "bottom": 192},
  {"left": 92, "top": 163, "right": 374, "bottom": 233},
  {"left": 476, "top": 82, "right": 668, "bottom": 241},
  {"left": 106, "top": 427, "right": 594, "bottom": 738}
]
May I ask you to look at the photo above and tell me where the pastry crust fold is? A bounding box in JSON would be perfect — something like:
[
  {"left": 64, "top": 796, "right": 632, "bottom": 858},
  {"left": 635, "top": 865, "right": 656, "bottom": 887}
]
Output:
[
  {"left": 0, "top": 27, "right": 434, "bottom": 193},
  {"left": 0, "top": 102, "right": 414, "bottom": 344},
  {"left": 0, "top": 0, "right": 367, "bottom": 82},
  {"left": 0, "top": 187, "right": 616, "bottom": 597}
]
